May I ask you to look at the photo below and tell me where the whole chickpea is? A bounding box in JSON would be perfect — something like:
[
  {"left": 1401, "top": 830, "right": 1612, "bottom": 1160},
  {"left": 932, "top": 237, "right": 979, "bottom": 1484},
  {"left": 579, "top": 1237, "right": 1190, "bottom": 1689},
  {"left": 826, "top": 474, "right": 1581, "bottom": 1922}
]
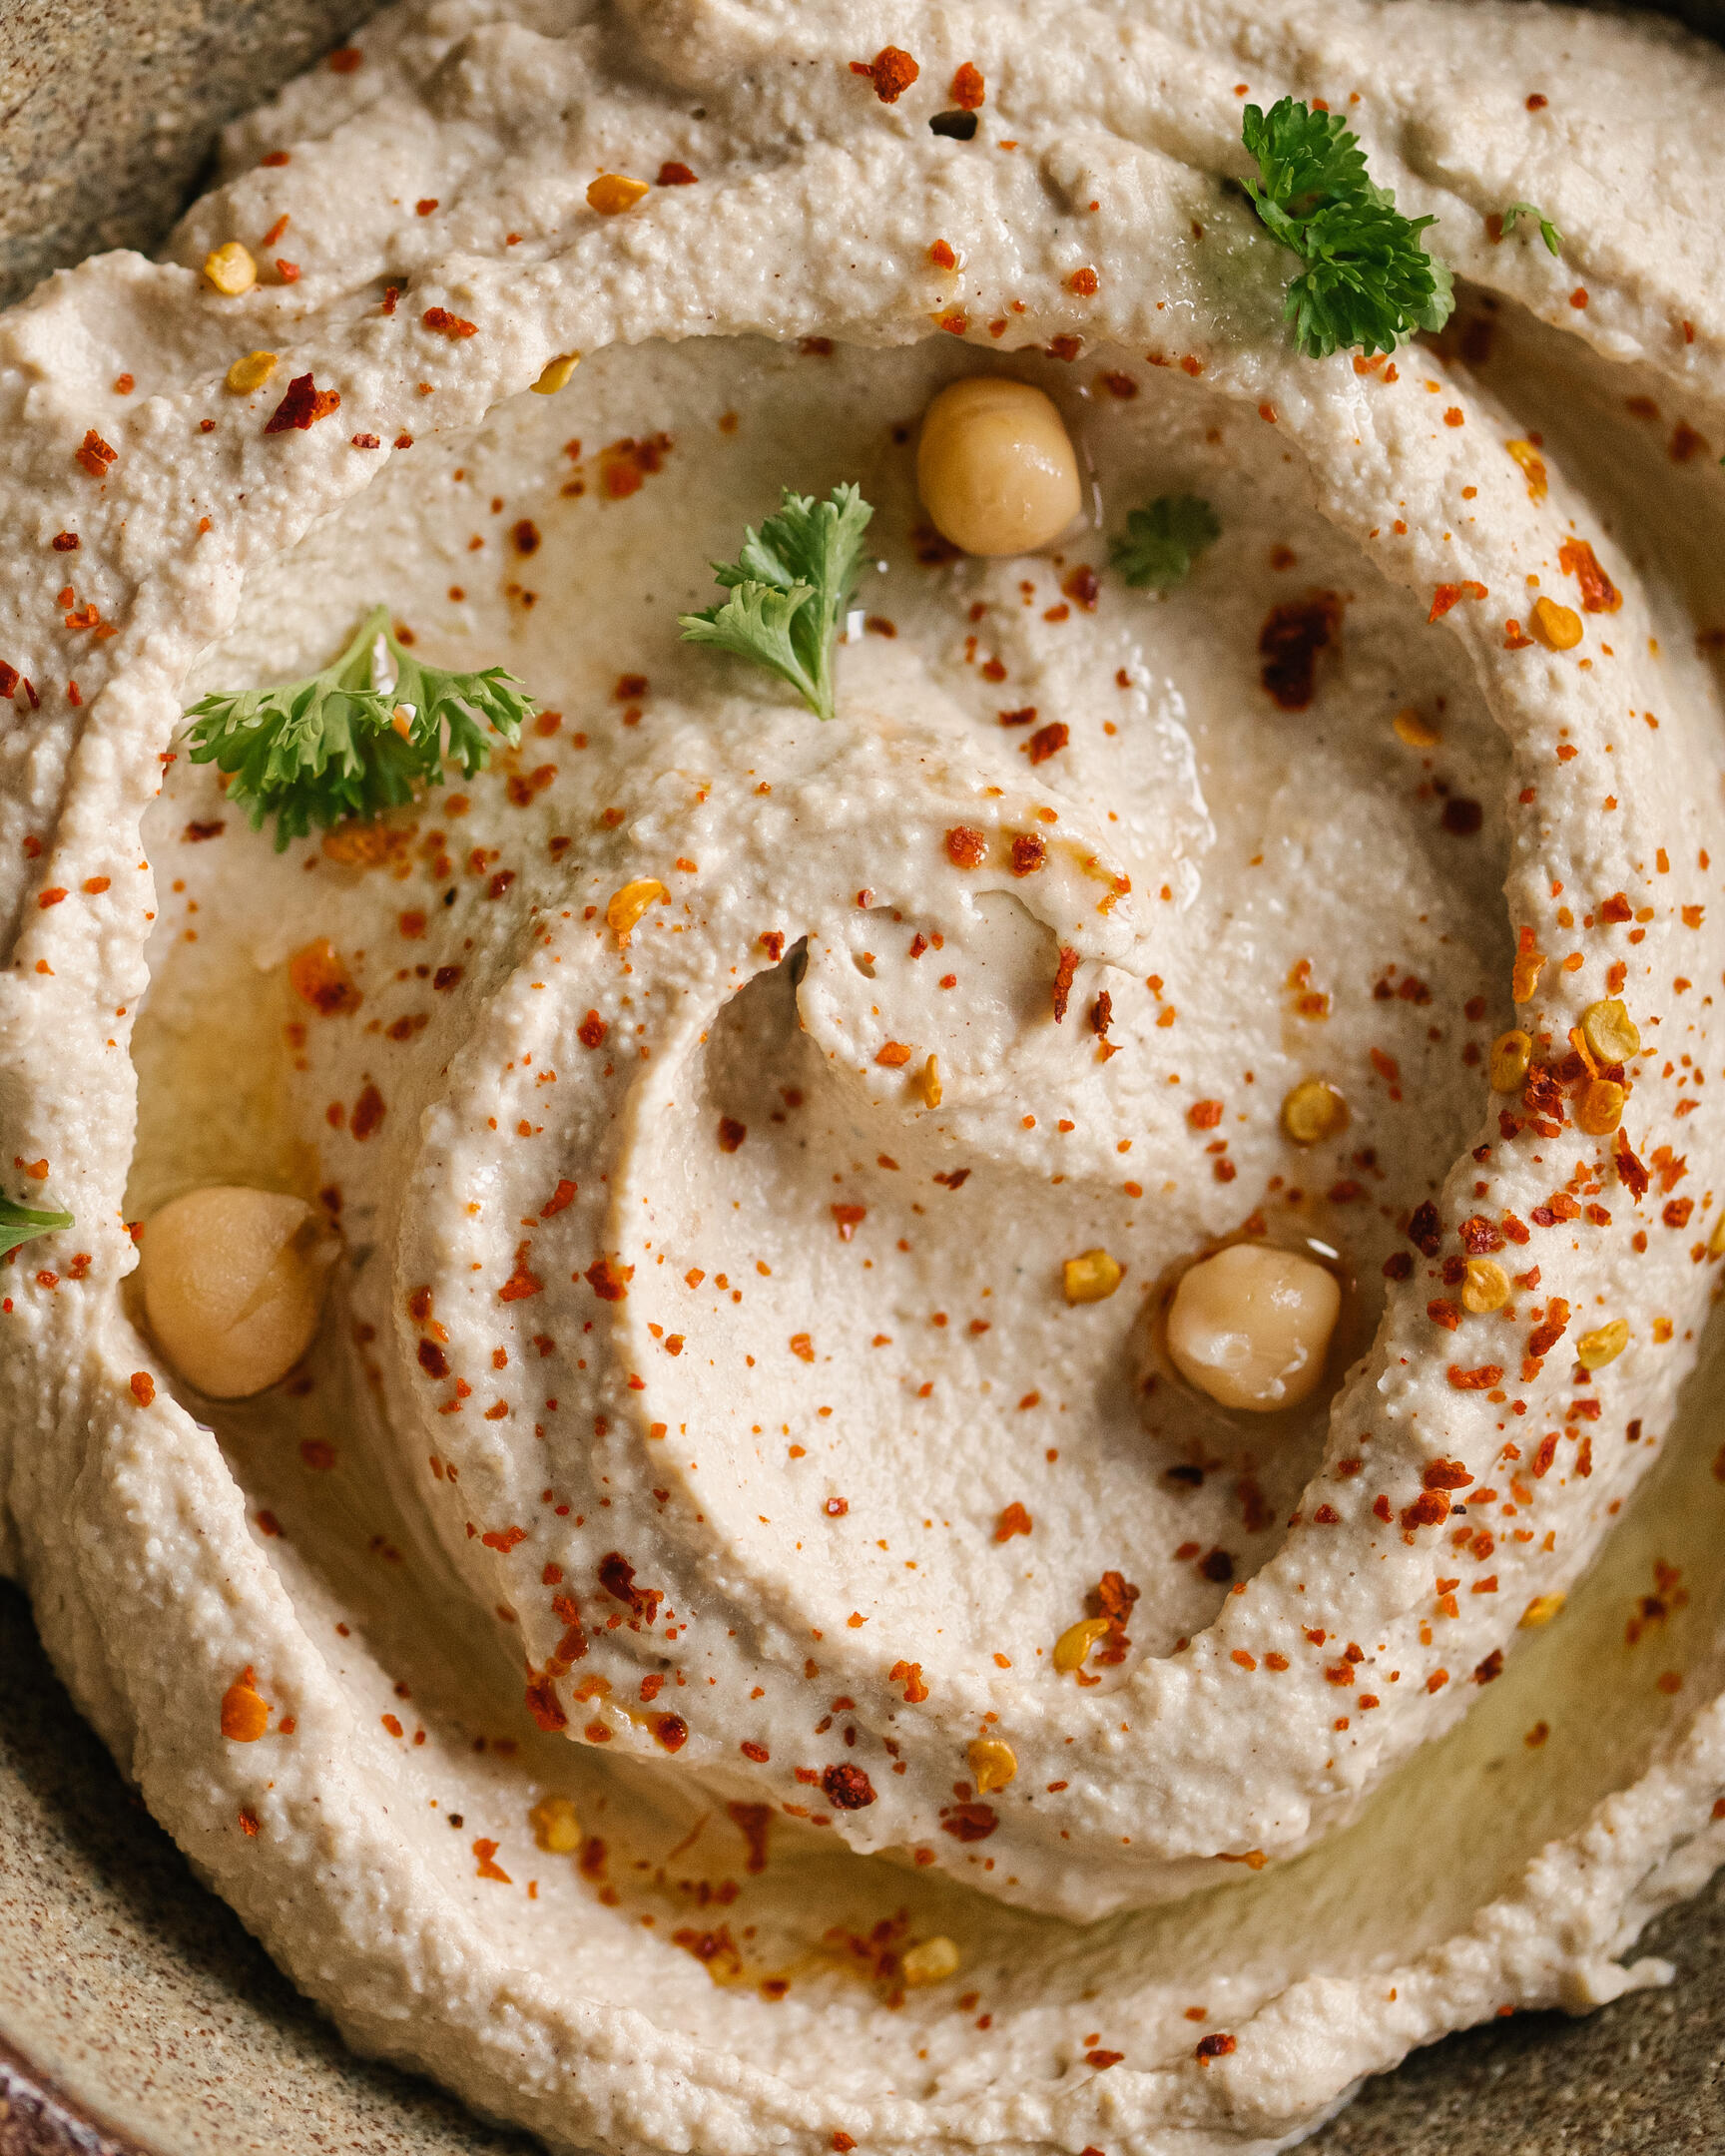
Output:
[
  {"left": 140, "top": 1186, "right": 334, "bottom": 1398},
  {"left": 915, "top": 376, "right": 1081, "bottom": 556},
  {"left": 1166, "top": 1243, "right": 1340, "bottom": 1412}
]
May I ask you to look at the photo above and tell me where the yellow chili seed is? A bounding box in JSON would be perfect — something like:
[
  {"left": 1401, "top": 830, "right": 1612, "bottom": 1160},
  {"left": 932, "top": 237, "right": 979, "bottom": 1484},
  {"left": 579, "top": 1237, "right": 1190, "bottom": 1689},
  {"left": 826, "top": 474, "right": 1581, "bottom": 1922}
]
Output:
[
  {"left": 1281, "top": 1078, "right": 1349, "bottom": 1145},
  {"left": 1519, "top": 1592, "right": 1566, "bottom": 1629},
  {"left": 1062, "top": 1248, "right": 1122, "bottom": 1304},
  {"left": 226, "top": 348, "right": 279, "bottom": 394},
  {"left": 1574, "top": 1077, "right": 1625, "bottom": 1136},
  {"left": 1580, "top": 998, "right": 1639, "bottom": 1065},
  {"left": 529, "top": 1794, "right": 582, "bottom": 1854},
  {"left": 1531, "top": 595, "right": 1582, "bottom": 651},
  {"left": 203, "top": 242, "right": 258, "bottom": 296},
  {"left": 967, "top": 1736, "right": 1017, "bottom": 1795},
  {"left": 1505, "top": 439, "right": 1548, "bottom": 500},
  {"left": 587, "top": 173, "right": 650, "bottom": 215},
  {"left": 531, "top": 353, "right": 581, "bottom": 394},
  {"left": 1392, "top": 708, "right": 1440, "bottom": 749},
  {"left": 1052, "top": 1615, "right": 1112, "bottom": 1673},
  {"left": 916, "top": 1052, "right": 942, "bottom": 1109},
  {"left": 900, "top": 1935, "right": 961, "bottom": 1987},
  {"left": 1576, "top": 1319, "right": 1628, "bottom": 1369},
  {"left": 1461, "top": 1258, "right": 1510, "bottom": 1314},
  {"left": 1489, "top": 1029, "right": 1532, "bottom": 1091},
  {"left": 605, "top": 877, "right": 668, "bottom": 945}
]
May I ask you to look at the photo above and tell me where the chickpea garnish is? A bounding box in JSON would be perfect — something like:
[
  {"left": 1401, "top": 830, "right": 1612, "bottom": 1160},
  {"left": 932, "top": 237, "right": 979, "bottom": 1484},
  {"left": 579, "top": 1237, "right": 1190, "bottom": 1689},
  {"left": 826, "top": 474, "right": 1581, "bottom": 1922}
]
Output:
[
  {"left": 1166, "top": 1244, "right": 1340, "bottom": 1411},
  {"left": 900, "top": 1935, "right": 961, "bottom": 1987},
  {"left": 1281, "top": 1078, "right": 1348, "bottom": 1145},
  {"left": 967, "top": 1736, "right": 1017, "bottom": 1794},
  {"left": 1460, "top": 1258, "right": 1509, "bottom": 1314},
  {"left": 139, "top": 1186, "right": 333, "bottom": 1398},
  {"left": 1489, "top": 1029, "right": 1532, "bottom": 1092},
  {"left": 916, "top": 377, "right": 1081, "bottom": 556}
]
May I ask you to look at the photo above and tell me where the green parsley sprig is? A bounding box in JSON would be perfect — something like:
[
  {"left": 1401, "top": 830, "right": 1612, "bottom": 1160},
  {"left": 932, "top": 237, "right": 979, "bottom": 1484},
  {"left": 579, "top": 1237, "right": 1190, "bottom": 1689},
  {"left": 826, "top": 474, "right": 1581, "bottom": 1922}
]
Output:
[
  {"left": 1110, "top": 495, "right": 1221, "bottom": 590},
  {"left": 183, "top": 607, "right": 534, "bottom": 850},
  {"left": 1241, "top": 97, "right": 1453, "bottom": 358},
  {"left": 1500, "top": 202, "right": 1562, "bottom": 257},
  {"left": 0, "top": 1193, "right": 72, "bottom": 1260},
  {"left": 679, "top": 484, "right": 873, "bottom": 722}
]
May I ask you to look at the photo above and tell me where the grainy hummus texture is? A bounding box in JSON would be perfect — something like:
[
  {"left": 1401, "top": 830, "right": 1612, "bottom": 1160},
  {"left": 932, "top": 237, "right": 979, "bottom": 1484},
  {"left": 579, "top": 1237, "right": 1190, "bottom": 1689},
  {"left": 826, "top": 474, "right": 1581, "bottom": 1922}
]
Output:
[{"left": 6, "top": 1, "right": 1725, "bottom": 2149}]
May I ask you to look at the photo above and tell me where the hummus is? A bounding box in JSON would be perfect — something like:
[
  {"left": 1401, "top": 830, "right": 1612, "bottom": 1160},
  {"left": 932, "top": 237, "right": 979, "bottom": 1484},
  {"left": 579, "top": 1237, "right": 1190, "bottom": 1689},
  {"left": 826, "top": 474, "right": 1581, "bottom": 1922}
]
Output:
[{"left": 5, "top": 1, "right": 1725, "bottom": 2148}]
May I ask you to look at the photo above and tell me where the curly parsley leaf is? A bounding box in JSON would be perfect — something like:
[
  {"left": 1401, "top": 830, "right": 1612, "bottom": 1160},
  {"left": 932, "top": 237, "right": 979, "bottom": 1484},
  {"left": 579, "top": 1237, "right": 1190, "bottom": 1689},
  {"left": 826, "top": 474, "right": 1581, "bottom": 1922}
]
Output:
[
  {"left": 1242, "top": 97, "right": 1453, "bottom": 358},
  {"left": 183, "top": 606, "right": 534, "bottom": 850},
  {"left": 680, "top": 483, "right": 873, "bottom": 721},
  {"left": 1109, "top": 495, "right": 1221, "bottom": 590},
  {"left": 0, "top": 1192, "right": 72, "bottom": 1260},
  {"left": 1500, "top": 201, "right": 1563, "bottom": 257}
]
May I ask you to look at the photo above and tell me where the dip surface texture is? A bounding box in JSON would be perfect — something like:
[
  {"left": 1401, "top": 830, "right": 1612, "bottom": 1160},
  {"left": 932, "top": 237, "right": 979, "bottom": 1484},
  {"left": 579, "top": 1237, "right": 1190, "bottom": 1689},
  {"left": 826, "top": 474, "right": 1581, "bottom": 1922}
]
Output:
[{"left": 5, "top": 3, "right": 1725, "bottom": 2150}]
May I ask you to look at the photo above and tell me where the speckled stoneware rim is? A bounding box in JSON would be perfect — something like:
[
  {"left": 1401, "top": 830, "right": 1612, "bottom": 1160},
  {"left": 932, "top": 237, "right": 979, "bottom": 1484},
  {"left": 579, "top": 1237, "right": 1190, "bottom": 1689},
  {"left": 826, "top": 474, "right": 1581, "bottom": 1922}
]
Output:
[{"left": 7, "top": 4, "right": 1725, "bottom": 2155}]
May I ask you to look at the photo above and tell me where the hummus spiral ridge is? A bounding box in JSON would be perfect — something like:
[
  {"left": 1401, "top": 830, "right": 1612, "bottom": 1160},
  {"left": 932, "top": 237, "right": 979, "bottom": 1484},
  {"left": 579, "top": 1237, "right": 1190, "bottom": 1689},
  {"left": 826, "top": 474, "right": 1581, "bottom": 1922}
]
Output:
[{"left": 4, "top": 1, "right": 1725, "bottom": 2150}]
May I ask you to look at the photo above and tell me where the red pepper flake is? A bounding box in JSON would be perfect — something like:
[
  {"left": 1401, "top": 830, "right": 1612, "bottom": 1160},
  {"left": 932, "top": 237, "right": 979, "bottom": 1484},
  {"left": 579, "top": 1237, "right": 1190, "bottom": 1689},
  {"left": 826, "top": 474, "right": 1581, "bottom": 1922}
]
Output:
[
  {"left": 422, "top": 306, "right": 478, "bottom": 340},
  {"left": 1086, "top": 2050, "right": 1123, "bottom": 2069},
  {"left": 928, "top": 239, "right": 957, "bottom": 270},
  {"left": 823, "top": 1762, "right": 877, "bottom": 1808},
  {"left": 264, "top": 374, "right": 340, "bottom": 433},
  {"left": 1009, "top": 832, "right": 1047, "bottom": 876},
  {"left": 940, "top": 1799, "right": 996, "bottom": 1840},
  {"left": 585, "top": 1255, "right": 633, "bottom": 1302},
  {"left": 351, "top": 433, "right": 380, "bottom": 449},
  {"left": 220, "top": 1667, "right": 271, "bottom": 1741},
  {"left": 1448, "top": 1362, "right": 1503, "bottom": 1390},
  {"left": 1067, "top": 267, "right": 1099, "bottom": 296},
  {"left": 129, "top": 1369, "right": 156, "bottom": 1406},
  {"left": 1051, "top": 946, "right": 1079, "bottom": 1024},
  {"left": 656, "top": 162, "right": 698, "bottom": 186},
  {"left": 540, "top": 1179, "right": 578, "bottom": 1218},
  {"left": 599, "top": 1551, "right": 663, "bottom": 1624},
  {"left": 950, "top": 62, "right": 985, "bottom": 109},
  {"left": 1196, "top": 2032, "right": 1237, "bottom": 2061},
  {"left": 1474, "top": 1649, "right": 1504, "bottom": 1684},
  {"left": 1570, "top": 288, "right": 1588, "bottom": 310},
  {"left": 472, "top": 1838, "right": 512, "bottom": 1882},
  {"left": 1429, "top": 579, "right": 1488, "bottom": 624},
  {"left": 1400, "top": 1489, "right": 1448, "bottom": 1529},
  {"left": 1025, "top": 721, "right": 1069, "bottom": 766},
  {"left": 1259, "top": 593, "right": 1342, "bottom": 710},
  {"left": 52, "top": 532, "right": 79, "bottom": 553},
  {"left": 1557, "top": 538, "right": 1622, "bottom": 614},
  {"left": 888, "top": 1658, "right": 929, "bottom": 1702},
  {"left": 75, "top": 430, "right": 118, "bottom": 478},
  {"left": 851, "top": 46, "right": 918, "bottom": 102},
  {"left": 37, "top": 887, "right": 66, "bottom": 908},
  {"left": 717, "top": 1115, "right": 748, "bottom": 1152},
  {"left": 348, "top": 1083, "right": 384, "bottom": 1140},
  {"left": 1503, "top": 618, "right": 1534, "bottom": 650},
  {"left": 500, "top": 1244, "right": 544, "bottom": 1302},
  {"left": 995, "top": 1501, "right": 1032, "bottom": 1541},
  {"left": 1046, "top": 333, "right": 1083, "bottom": 362},
  {"left": 327, "top": 45, "right": 363, "bottom": 72},
  {"left": 1614, "top": 1131, "right": 1651, "bottom": 1199},
  {"left": 577, "top": 1010, "right": 608, "bottom": 1050}
]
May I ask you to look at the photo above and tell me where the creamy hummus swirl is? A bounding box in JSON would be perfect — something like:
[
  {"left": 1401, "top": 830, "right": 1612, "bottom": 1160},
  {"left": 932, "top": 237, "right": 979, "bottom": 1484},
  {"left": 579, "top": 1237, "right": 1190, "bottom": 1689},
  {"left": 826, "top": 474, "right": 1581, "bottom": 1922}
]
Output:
[{"left": 7, "top": 3, "right": 1725, "bottom": 2151}]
